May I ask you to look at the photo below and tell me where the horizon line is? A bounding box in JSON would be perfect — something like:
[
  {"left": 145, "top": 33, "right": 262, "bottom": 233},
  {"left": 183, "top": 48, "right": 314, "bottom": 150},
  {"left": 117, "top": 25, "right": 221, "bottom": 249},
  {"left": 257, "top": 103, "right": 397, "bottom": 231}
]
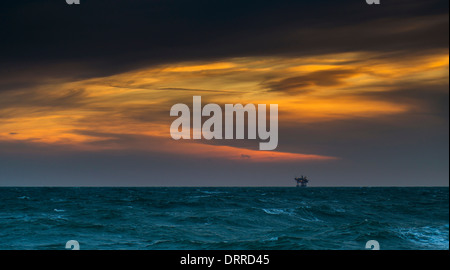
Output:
[{"left": 0, "top": 185, "right": 448, "bottom": 188}]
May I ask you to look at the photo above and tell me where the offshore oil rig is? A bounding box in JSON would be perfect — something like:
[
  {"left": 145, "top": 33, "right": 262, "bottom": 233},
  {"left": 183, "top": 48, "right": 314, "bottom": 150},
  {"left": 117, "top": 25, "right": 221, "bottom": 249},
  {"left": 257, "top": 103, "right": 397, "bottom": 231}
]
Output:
[{"left": 294, "top": 175, "right": 309, "bottom": 187}]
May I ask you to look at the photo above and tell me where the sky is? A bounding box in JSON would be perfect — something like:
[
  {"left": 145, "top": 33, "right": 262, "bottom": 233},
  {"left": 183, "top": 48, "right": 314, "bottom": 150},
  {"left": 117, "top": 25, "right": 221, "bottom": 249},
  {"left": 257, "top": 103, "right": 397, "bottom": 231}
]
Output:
[{"left": 0, "top": 0, "right": 448, "bottom": 186}]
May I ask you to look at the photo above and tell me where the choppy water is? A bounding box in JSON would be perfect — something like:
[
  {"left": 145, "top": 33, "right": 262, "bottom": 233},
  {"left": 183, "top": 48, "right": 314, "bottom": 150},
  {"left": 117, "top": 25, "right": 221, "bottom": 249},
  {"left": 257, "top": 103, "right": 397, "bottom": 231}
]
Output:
[{"left": 0, "top": 187, "right": 448, "bottom": 250}]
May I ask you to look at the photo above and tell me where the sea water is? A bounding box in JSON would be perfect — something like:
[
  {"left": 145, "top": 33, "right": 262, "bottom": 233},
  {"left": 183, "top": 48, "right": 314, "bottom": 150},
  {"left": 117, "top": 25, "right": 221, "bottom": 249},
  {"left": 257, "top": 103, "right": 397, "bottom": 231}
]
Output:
[{"left": 0, "top": 187, "right": 448, "bottom": 250}]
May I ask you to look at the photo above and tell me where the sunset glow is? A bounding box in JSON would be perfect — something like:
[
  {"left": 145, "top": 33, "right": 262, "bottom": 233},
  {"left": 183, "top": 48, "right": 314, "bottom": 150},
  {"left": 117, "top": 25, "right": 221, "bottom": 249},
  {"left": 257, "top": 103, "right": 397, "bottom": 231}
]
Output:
[{"left": 1, "top": 51, "right": 448, "bottom": 162}]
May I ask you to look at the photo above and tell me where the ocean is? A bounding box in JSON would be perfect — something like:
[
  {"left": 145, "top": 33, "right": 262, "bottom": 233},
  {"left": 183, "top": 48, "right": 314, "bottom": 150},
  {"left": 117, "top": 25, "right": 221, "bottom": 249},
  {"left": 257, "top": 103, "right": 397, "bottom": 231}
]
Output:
[{"left": 0, "top": 187, "right": 448, "bottom": 250}]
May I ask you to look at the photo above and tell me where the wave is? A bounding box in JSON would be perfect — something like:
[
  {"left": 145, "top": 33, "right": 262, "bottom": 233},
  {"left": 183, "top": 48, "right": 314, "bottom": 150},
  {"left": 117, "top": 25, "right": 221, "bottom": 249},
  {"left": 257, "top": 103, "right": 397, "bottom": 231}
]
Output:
[
  {"left": 0, "top": 187, "right": 447, "bottom": 250},
  {"left": 394, "top": 225, "right": 449, "bottom": 249},
  {"left": 262, "top": 208, "right": 292, "bottom": 215},
  {"left": 198, "top": 190, "right": 229, "bottom": 195}
]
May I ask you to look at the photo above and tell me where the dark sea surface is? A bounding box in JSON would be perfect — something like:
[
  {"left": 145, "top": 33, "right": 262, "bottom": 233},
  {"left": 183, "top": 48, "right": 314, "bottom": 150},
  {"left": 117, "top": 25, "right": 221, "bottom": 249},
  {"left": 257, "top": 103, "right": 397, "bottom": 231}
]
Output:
[{"left": 0, "top": 187, "right": 448, "bottom": 250}]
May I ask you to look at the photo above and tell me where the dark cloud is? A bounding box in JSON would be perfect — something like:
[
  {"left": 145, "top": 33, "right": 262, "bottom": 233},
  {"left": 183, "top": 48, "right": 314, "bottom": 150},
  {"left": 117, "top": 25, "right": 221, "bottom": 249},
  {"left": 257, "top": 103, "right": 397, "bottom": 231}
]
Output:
[
  {"left": 0, "top": 88, "right": 88, "bottom": 114},
  {"left": 267, "top": 69, "right": 358, "bottom": 94},
  {"left": 358, "top": 84, "right": 449, "bottom": 119},
  {"left": 0, "top": 0, "right": 448, "bottom": 79}
]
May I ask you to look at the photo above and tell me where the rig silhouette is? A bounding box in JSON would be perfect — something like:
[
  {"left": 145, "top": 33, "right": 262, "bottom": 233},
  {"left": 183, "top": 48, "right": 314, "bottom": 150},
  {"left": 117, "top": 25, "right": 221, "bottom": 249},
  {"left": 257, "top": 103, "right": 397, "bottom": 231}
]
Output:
[{"left": 294, "top": 175, "right": 309, "bottom": 187}]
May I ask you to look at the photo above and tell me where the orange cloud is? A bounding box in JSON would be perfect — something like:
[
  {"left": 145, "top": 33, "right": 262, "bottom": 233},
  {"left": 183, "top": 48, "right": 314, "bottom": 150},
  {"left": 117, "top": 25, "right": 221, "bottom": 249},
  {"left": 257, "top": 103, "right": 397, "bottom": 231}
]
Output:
[
  {"left": 0, "top": 51, "right": 447, "bottom": 162},
  {"left": 156, "top": 140, "right": 336, "bottom": 162}
]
